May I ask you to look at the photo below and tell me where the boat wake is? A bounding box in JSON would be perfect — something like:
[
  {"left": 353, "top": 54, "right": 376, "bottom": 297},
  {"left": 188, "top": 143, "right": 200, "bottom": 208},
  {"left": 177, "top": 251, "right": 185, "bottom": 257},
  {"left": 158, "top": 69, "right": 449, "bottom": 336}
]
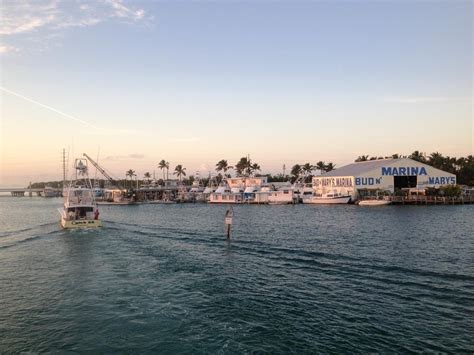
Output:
[{"left": 0, "top": 222, "right": 63, "bottom": 250}]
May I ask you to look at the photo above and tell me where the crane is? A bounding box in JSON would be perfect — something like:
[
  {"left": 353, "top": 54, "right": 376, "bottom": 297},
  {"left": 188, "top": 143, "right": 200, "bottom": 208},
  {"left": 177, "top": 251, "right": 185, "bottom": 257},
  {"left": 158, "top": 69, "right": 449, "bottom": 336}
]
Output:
[{"left": 83, "top": 153, "right": 125, "bottom": 191}]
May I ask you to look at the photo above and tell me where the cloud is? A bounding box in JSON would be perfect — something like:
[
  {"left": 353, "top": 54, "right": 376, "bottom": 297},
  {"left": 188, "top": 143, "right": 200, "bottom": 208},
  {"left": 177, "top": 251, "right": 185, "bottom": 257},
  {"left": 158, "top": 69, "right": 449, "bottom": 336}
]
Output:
[
  {"left": 105, "top": 0, "right": 145, "bottom": 20},
  {"left": 383, "top": 96, "right": 468, "bottom": 104},
  {"left": 198, "top": 164, "right": 212, "bottom": 172},
  {"left": 0, "top": 0, "right": 151, "bottom": 53},
  {"left": 0, "top": 86, "right": 98, "bottom": 128},
  {"left": 104, "top": 154, "right": 145, "bottom": 161},
  {"left": 0, "top": 86, "right": 142, "bottom": 135}
]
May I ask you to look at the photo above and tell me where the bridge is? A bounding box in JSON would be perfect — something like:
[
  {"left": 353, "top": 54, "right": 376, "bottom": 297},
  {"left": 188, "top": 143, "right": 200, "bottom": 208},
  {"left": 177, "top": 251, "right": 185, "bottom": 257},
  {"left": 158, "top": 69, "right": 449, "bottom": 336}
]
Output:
[{"left": 0, "top": 187, "right": 62, "bottom": 197}]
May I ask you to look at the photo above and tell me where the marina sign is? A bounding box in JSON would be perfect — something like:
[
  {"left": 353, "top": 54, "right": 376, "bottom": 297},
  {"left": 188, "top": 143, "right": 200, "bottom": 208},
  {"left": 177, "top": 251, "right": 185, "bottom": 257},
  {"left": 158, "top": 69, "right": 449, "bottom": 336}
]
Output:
[
  {"left": 381, "top": 167, "right": 427, "bottom": 176},
  {"left": 313, "top": 177, "right": 353, "bottom": 188},
  {"left": 428, "top": 176, "right": 456, "bottom": 185}
]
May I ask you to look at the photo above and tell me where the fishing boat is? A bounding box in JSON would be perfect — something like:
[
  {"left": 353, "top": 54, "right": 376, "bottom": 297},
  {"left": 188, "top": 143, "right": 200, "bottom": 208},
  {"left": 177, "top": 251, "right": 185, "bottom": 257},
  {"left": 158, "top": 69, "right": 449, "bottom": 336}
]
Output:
[
  {"left": 58, "top": 158, "right": 102, "bottom": 228},
  {"left": 303, "top": 191, "right": 351, "bottom": 204}
]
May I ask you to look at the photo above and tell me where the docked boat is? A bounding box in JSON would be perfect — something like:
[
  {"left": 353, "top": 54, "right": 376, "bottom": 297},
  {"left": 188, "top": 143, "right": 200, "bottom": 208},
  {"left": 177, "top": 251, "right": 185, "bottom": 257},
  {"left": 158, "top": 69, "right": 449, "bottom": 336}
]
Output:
[
  {"left": 293, "top": 183, "right": 314, "bottom": 203},
  {"left": 210, "top": 177, "right": 268, "bottom": 204},
  {"left": 267, "top": 186, "right": 297, "bottom": 204},
  {"left": 303, "top": 191, "right": 351, "bottom": 204},
  {"left": 358, "top": 199, "right": 391, "bottom": 206},
  {"left": 209, "top": 182, "right": 243, "bottom": 204},
  {"left": 58, "top": 159, "right": 102, "bottom": 228},
  {"left": 99, "top": 188, "right": 135, "bottom": 205},
  {"left": 43, "top": 186, "right": 59, "bottom": 197}
]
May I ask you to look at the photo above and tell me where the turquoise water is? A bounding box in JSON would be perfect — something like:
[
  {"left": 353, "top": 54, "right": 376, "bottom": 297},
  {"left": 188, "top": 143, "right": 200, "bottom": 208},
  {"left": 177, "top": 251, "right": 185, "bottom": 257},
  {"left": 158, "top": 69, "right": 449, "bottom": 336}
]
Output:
[{"left": 1, "top": 197, "right": 473, "bottom": 352}]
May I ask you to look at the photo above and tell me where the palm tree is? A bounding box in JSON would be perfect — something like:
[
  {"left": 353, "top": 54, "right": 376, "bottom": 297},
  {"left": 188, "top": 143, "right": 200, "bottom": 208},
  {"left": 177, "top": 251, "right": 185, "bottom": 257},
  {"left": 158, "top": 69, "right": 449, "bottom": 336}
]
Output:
[
  {"left": 409, "top": 150, "right": 426, "bottom": 163},
  {"left": 173, "top": 164, "right": 186, "bottom": 181},
  {"left": 143, "top": 172, "right": 151, "bottom": 184},
  {"left": 302, "top": 163, "right": 314, "bottom": 176},
  {"left": 250, "top": 163, "right": 261, "bottom": 176},
  {"left": 291, "top": 164, "right": 302, "bottom": 179},
  {"left": 235, "top": 157, "right": 251, "bottom": 176},
  {"left": 158, "top": 160, "right": 170, "bottom": 180},
  {"left": 355, "top": 155, "right": 369, "bottom": 162},
  {"left": 324, "top": 162, "right": 336, "bottom": 172},
  {"left": 429, "top": 152, "right": 444, "bottom": 169},
  {"left": 316, "top": 161, "right": 326, "bottom": 175},
  {"left": 216, "top": 160, "right": 233, "bottom": 177},
  {"left": 126, "top": 169, "right": 136, "bottom": 188},
  {"left": 158, "top": 160, "right": 167, "bottom": 180},
  {"left": 244, "top": 159, "right": 253, "bottom": 176}
]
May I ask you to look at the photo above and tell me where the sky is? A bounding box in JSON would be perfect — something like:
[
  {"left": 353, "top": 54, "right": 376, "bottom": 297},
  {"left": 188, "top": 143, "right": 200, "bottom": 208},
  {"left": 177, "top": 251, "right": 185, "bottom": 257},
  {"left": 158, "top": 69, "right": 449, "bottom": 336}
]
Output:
[{"left": 0, "top": 0, "right": 472, "bottom": 186}]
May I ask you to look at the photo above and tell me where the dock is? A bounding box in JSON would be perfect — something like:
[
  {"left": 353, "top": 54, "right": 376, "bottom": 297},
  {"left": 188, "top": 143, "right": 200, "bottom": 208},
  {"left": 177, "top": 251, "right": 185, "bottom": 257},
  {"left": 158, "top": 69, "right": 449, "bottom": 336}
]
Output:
[
  {"left": 359, "top": 196, "right": 474, "bottom": 205},
  {"left": 388, "top": 195, "right": 474, "bottom": 205}
]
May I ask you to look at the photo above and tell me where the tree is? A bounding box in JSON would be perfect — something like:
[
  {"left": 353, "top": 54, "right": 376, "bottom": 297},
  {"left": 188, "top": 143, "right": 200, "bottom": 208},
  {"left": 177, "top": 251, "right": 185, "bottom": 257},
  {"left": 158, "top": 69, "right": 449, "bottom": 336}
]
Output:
[
  {"left": 216, "top": 160, "right": 233, "bottom": 177},
  {"left": 409, "top": 150, "right": 426, "bottom": 163},
  {"left": 158, "top": 160, "right": 170, "bottom": 180},
  {"left": 174, "top": 164, "right": 186, "bottom": 181},
  {"left": 428, "top": 152, "right": 444, "bottom": 169},
  {"left": 143, "top": 172, "right": 151, "bottom": 184},
  {"left": 291, "top": 164, "right": 302, "bottom": 180},
  {"left": 324, "top": 162, "right": 336, "bottom": 172},
  {"left": 235, "top": 157, "right": 251, "bottom": 176},
  {"left": 302, "top": 163, "right": 314, "bottom": 176},
  {"left": 355, "top": 155, "right": 369, "bottom": 162},
  {"left": 251, "top": 163, "right": 261, "bottom": 176},
  {"left": 316, "top": 161, "right": 326, "bottom": 175},
  {"left": 126, "top": 169, "right": 136, "bottom": 188},
  {"left": 458, "top": 155, "right": 474, "bottom": 185}
]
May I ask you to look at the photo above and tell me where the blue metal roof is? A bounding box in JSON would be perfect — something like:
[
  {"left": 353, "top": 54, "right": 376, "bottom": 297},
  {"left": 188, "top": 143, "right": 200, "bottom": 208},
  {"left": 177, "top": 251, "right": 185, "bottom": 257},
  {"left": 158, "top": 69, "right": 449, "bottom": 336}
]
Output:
[{"left": 321, "top": 158, "right": 401, "bottom": 177}]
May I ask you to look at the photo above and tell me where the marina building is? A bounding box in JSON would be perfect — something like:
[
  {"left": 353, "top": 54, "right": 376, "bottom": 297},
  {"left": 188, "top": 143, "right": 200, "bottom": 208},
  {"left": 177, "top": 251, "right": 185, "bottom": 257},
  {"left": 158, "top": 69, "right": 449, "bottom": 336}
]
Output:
[{"left": 313, "top": 158, "right": 456, "bottom": 200}]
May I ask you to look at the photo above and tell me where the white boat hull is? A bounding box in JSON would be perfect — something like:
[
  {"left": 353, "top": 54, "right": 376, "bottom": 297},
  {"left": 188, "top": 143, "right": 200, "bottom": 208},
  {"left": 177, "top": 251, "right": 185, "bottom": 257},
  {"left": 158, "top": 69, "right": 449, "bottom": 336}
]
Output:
[
  {"left": 97, "top": 201, "right": 136, "bottom": 205},
  {"left": 59, "top": 208, "right": 102, "bottom": 228},
  {"left": 358, "top": 200, "right": 391, "bottom": 206},
  {"left": 149, "top": 200, "right": 176, "bottom": 204},
  {"left": 303, "top": 196, "right": 351, "bottom": 204},
  {"left": 61, "top": 218, "right": 102, "bottom": 229}
]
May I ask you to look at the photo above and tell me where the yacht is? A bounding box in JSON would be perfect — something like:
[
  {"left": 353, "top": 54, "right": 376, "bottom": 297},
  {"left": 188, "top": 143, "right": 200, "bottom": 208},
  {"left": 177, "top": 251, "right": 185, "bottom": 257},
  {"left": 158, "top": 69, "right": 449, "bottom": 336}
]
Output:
[
  {"left": 302, "top": 191, "right": 351, "bottom": 204},
  {"left": 58, "top": 159, "right": 102, "bottom": 228},
  {"left": 209, "top": 179, "right": 243, "bottom": 204}
]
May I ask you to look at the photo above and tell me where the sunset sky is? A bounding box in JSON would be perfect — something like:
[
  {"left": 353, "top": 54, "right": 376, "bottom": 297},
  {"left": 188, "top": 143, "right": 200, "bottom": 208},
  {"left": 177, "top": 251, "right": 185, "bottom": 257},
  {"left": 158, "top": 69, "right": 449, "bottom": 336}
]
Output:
[{"left": 1, "top": 0, "right": 472, "bottom": 186}]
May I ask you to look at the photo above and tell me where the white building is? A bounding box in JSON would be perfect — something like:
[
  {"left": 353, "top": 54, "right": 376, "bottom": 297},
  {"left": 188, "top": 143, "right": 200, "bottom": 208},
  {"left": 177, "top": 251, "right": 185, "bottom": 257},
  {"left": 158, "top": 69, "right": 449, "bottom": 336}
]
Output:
[{"left": 313, "top": 158, "right": 456, "bottom": 200}]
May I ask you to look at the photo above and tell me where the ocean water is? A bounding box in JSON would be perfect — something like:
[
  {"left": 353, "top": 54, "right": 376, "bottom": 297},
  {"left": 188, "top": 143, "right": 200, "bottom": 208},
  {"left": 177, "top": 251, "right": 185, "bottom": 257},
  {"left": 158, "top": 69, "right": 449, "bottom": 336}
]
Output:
[{"left": 1, "top": 197, "right": 473, "bottom": 353}]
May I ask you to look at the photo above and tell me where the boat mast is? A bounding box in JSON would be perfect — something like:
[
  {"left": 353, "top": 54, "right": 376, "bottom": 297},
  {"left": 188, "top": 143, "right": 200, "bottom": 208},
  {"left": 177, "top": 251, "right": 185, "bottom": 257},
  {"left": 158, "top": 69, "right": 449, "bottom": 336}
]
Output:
[{"left": 62, "top": 148, "right": 66, "bottom": 189}]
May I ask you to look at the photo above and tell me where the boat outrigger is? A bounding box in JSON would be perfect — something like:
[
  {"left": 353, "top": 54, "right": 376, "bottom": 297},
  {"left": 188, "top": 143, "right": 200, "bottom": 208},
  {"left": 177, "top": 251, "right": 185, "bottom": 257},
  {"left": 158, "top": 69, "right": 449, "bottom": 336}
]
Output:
[{"left": 59, "top": 158, "right": 102, "bottom": 229}]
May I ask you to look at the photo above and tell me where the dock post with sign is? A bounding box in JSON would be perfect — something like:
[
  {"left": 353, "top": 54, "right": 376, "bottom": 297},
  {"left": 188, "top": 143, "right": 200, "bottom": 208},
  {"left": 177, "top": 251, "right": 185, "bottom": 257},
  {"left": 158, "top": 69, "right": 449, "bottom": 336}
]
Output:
[{"left": 225, "top": 207, "right": 233, "bottom": 239}]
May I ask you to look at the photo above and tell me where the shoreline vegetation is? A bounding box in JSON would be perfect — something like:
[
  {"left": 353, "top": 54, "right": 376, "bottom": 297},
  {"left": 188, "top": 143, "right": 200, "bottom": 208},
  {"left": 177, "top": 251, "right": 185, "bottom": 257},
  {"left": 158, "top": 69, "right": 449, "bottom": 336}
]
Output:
[{"left": 29, "top": 151, "right": 473, "bottom": 189}]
